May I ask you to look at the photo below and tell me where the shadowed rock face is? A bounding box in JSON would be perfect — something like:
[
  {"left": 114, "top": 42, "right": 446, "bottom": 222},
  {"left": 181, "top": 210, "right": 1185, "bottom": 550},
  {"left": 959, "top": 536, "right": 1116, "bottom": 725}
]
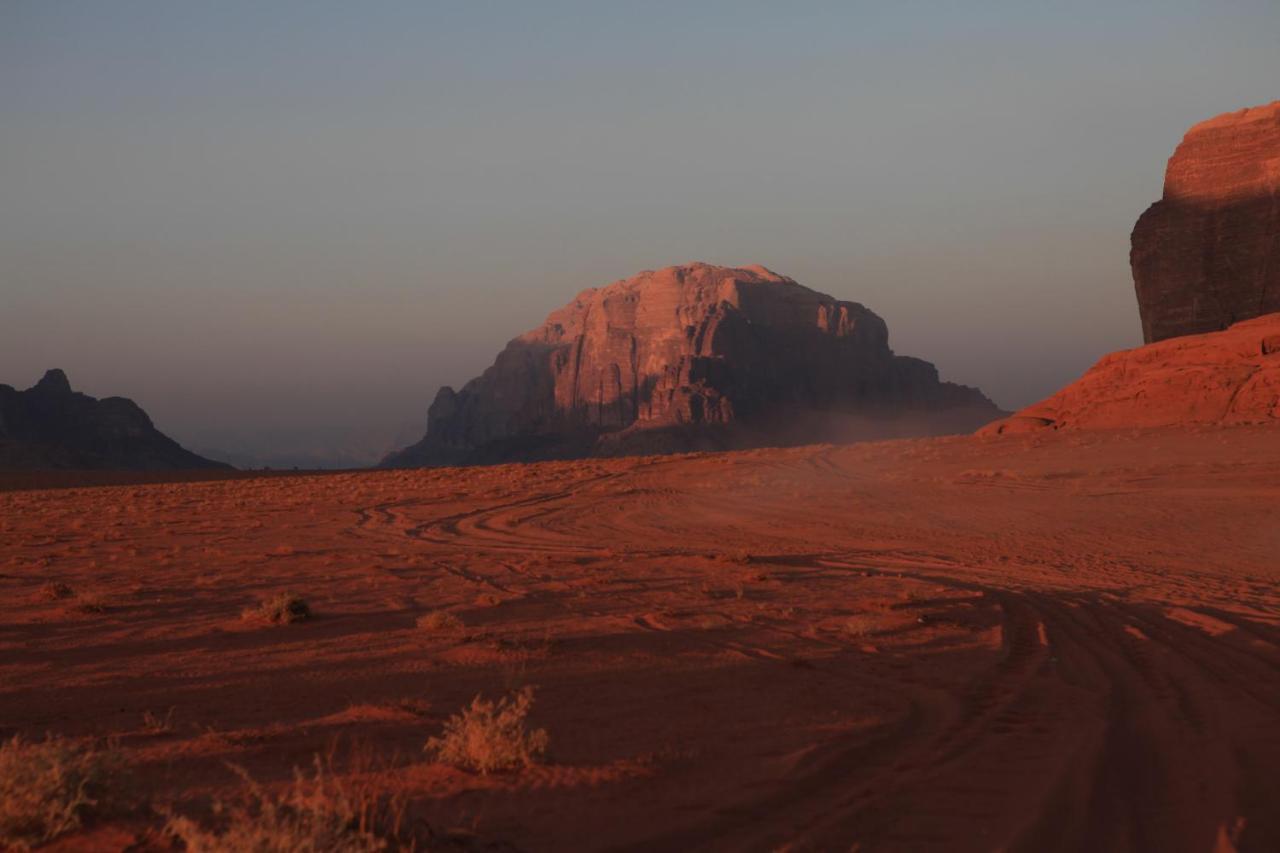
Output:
[
  {"left": 0, "top": 369, "right": 230, "bottom": 470},
  {"left": 979, "top": 312, "right": 1280, "bottom": 435},
  {"left": 1132, "top": 101, "right": 1280, "bottom": 343},
  {"left": 385, "top": 263, "right": 1001, "bottom": 467}
]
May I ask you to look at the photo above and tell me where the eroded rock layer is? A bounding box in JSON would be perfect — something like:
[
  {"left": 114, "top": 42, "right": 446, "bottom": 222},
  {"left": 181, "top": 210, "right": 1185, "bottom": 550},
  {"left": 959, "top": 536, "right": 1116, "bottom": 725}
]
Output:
[
  {"left": 386, "top": 263, "right": 1001, "bottom": 467},
  {"left": 1132, "top": 101, "right": 1280, "bottom": 343},
  {"left": 979, "top": 312, "right": 1280, "bottom": 435}
]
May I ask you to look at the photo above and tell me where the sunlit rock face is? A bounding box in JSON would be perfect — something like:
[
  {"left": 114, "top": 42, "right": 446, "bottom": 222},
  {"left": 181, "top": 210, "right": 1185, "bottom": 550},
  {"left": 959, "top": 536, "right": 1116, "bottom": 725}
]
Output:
[
  {"left": 384, "top": 263, "right": 1001, "bottom": 467},
  {"left": 1132, "top": 101, "right": 1280, "bottom": 344},
  {"left": 979, "top": 312, "right": 1280, "bottom": 435}
]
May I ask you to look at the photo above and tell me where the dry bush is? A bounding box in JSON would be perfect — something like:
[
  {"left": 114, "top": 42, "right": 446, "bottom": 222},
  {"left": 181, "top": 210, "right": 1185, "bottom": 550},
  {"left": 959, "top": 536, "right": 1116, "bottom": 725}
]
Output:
[
  {"left": 699, "top": 582, "right": 743, "bottom": 601},
  {"left": 40, "top": 582, "right": 74, "bottom": 601},
  {"left": 0, "top": 735, "right": 128, "bottom": 849},
  {"left": 164, "top": 759, "right": 406, "bottom": 852},
  {"left": 242, "top": 592, "right": 311, "bottom": 625},
  {"left": 425, "top": 687, "right": 548, "bottom": 774},
  {"left": 844, "top": 614, "right": 886, "bottom": 638},
  {"left": 69, "top": 592, "right": 110, "bottom": 614},
  {"left": 142, "top": 708, "right": 176, "bottom": 734},
  {"left": 415, "top": 610, "right": 463, "bottom": 632}
]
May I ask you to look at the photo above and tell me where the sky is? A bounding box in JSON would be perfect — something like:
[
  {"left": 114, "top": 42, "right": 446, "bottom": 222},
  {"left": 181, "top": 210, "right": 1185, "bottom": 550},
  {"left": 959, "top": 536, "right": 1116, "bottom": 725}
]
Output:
[{"left": 3, "top": 1, "right": 1278, "bottom": 466}]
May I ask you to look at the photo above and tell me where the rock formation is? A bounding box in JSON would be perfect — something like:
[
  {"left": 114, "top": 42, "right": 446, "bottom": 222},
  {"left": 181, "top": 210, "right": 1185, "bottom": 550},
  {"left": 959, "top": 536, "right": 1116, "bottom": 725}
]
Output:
[
  {"left": 0, "top": 369, "right": 230, "bottom": 470},
  {"left": 1132, "top": 100, "right": 1280, "bottom": 343},
  {"left": 979, "top": 312, "right": 1280, "bottom": 435},
  {"left": 385, "top": 263, "right": 1002, "bottom": 467}
]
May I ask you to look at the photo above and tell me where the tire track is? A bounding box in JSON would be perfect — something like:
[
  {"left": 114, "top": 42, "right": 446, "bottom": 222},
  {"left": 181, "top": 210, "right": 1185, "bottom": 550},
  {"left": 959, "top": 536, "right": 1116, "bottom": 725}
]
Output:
[{"left": 619, "top": 587, "right": 1280, "bottom": 852}]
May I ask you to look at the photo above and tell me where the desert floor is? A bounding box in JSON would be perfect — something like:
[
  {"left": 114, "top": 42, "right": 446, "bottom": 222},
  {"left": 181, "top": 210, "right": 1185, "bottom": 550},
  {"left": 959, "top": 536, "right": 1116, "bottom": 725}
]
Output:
[{"left": 2, "top": 426, "right": 1279, "bottom": 852}]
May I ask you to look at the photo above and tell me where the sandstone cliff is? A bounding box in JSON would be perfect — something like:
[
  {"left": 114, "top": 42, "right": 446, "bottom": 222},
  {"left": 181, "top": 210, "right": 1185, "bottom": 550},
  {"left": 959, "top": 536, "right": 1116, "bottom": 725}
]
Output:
[
  {"left": 1132, "top": 101, "right": 1280, "bottom": 343},
  {"left": 0, "top": 369, "right": 230, "bottom": 470},
  {"left": 979, "top": 312, "right": 1280, "bottom": 435},
  {"left": 385, "top": 263, "right": 1001, "bottom": 467}
]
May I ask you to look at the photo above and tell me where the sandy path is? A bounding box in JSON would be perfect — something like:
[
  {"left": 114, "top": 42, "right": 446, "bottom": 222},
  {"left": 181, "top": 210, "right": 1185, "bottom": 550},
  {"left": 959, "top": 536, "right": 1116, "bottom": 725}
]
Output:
[{"left": 1, "top": 426, "right": 1277, "bottom": 851}]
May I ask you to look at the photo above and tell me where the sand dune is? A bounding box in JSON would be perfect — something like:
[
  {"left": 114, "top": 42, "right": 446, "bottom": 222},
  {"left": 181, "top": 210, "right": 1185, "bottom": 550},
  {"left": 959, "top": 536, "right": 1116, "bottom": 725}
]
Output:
[{"left": 2, "top": 425, "right": 1278, "bottom": 851}]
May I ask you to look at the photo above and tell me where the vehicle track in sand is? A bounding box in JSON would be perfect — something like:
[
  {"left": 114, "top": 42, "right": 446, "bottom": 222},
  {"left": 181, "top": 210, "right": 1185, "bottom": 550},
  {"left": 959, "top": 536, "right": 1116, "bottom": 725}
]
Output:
[
  {"left": 606, "top": 578, "right": 1279, "bottom": 852},
  {"left": 4, "top": 427, "right": 1278, "bottom": 851},
  {"left": 340, "top": 440, "right": 1280, "bottom": 852}
]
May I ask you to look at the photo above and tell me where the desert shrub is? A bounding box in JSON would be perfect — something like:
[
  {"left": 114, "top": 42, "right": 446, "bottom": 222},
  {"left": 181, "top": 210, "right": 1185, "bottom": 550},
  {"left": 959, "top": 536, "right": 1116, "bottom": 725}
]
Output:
[
  {"left": 425, "top": 687, "right": 548, "bottom": 774},
  {"left": 243, "top": 592, "right": 311, "bottom": 625},
  {"left": 415, "top": 610, "right": 463, "bottom": 632},
  {"left": 844, "top": 614, "right": 885, "bottom": 637},
  {"left": 0, "top": 735, "right": 128, "bottom": 849},
  {"left": 70, "top": 592, "right": 110, "bottom": 614},
  {"left": 41, "top": 582, "right": 74, "bottom": 601},
  {"left": 164, "top": 759, "right": 405, "bottom": 852},
  {"left": 142, "top": 708, "right": 176, "bottom": 734}
]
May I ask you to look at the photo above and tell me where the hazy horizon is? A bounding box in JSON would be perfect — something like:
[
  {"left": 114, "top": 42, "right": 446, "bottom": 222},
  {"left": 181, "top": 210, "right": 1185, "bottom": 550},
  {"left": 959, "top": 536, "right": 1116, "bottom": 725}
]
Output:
[{"left": 4, "top": 1, "right": 1279, "bottom": 466}]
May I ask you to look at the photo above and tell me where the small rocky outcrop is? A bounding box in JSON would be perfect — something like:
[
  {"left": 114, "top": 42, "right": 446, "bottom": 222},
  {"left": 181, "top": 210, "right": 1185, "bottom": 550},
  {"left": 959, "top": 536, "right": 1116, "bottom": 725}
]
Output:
[
  {"left": 385, "top": 263, "right": 1002, "bottom": 467},
  {"left": 0, "top": 369, "right": 230, "bottom": 470},
  {"left": 979, "top": 312, "right": 1280, "bottom": 435},
  {"left": 1132, "top": 101, "right": 1280, "bottom": 343}
]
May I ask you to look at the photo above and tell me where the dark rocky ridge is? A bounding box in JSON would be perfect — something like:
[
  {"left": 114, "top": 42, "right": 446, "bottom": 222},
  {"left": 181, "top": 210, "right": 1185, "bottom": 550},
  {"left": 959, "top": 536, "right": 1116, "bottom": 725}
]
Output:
[
  {"left": 385, "top": 263, "right": 1002, "bottom": 467},
  {"left": 0, "top": 369, "right": 230, "bottom": 470},
  {"left": 1132, "top": 100, "right": 1280, "bottom": 343}
]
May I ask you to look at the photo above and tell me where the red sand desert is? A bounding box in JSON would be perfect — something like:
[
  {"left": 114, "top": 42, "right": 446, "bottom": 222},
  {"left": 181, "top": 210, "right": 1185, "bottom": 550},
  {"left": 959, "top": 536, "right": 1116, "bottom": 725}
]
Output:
[{"left": 3, "top": 424, "right": 1278, "bottom": 851}]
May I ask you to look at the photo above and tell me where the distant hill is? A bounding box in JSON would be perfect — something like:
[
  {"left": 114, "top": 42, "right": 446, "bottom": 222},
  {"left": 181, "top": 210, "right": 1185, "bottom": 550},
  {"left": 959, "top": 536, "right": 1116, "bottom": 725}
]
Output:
[
  {"left": 0, "top": 369, "right": 230, "bottom": 470},
  {"left": 185, "top": 422, "right": 427, "bottom": 471}
]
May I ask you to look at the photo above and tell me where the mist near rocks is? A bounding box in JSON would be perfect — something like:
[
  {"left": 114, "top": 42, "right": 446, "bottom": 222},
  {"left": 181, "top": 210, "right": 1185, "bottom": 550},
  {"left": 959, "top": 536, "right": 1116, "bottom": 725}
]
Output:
[{"left": 3, "top": 1, "right": 1279, "bottom": 467}]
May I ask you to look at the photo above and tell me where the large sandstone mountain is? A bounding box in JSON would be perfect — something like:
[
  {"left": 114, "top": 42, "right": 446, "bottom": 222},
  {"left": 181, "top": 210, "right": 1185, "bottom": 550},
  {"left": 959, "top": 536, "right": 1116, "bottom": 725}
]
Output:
[
  {"left": 385, "top": 263, "right": 1001, "bottom": 467},
  {"left": 979, "top": 312, "right": 1280, "bottom": 435},
  {"left": 1132, "top": 100, "right": 1280, "bottom": 343},
  {"left": 0, "top": 369, "right": 229, "bottom": 470},
  {"left": 985, "top": 100, "right": 1280, "bottom": 436}
]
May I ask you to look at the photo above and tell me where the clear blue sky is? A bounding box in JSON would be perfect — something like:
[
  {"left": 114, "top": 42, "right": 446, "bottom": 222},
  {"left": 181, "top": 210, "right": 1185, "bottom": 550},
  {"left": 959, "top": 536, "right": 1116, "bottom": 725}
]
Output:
[{"left": 3, "top": 1, "right": 1278, "bottom": 460}]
